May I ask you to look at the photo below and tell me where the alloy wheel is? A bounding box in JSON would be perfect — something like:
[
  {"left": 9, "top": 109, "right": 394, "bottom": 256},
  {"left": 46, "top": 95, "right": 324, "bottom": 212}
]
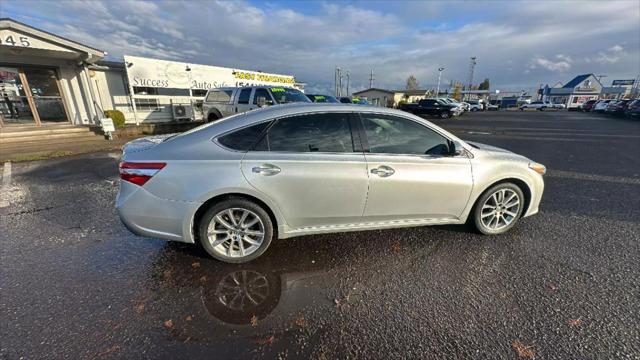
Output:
[
  {"left": 214, "top": 270, "right": 270, "bottom": 311},
  {"left": 480, "top": 188, "right": 521, "bottom": 230},
  {"left": 207, "top": 208, "right": 265, "bottom": 258}
]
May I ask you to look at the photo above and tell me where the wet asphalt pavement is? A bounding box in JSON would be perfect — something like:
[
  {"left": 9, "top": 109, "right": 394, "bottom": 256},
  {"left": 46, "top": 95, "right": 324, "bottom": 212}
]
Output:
[{"left": 1, "top": 110, "right": 639, "bottom": 359}]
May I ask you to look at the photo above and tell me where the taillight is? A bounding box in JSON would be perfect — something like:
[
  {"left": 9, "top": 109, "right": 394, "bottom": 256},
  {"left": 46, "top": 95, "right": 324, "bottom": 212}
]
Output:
[{"left": 119, "top": 162, "right": 166, "bottom": 186}]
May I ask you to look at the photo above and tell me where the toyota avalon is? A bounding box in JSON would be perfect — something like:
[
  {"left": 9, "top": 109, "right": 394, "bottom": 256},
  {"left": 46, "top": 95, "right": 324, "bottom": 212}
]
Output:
[{"left": 117, "top": 103, "right": 545, "bottom": 263}]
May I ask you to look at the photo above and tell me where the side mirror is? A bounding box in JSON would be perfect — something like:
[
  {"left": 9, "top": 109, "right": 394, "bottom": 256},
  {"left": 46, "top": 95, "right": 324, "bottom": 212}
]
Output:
[
  {"left": 449, "top": 141, "right": 464, "bottom": 156},
  {"left": 256, "top": 96, "right": 267, "bottom": 107}
]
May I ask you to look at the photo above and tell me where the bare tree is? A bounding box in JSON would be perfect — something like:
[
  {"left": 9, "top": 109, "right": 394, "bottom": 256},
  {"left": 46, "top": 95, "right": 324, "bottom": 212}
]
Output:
[{"left": 406, "top": 75, "right": 419, "bottom": 90}]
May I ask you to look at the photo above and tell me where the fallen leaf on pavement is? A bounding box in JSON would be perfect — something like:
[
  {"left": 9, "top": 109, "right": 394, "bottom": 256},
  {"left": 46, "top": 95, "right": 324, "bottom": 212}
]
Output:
[
  {"left": 163, "top": 319, "right": 174, "bottom": 329},
  {"left": 256, "top": 335, "right": 277, "bottom": 345},
  {"left": 97, "top": 345, "right": 120, "bottom": 357},
  {"left": 199, "top": 275, "right": 208, "bottom": 282},
  {"left": 192, "top": 262, "right": 201, "bottom": 268},
  {"left": 512, "top": 340, "right": 535, "bottom": 359},
  {"left": 568, "top": 318, "right": 582, "bottom": 327},
  {"left": 186, "top": 315, "right": 193, "bottom": 322},
  {"left": 294, "top": 313, "right": 307, "bottom": 327},
  {"left": 135, "top": 303, "right": 145, "bottom": 314},
  {"left": 250, "top": 315, "right": 258, "bottom": 327},
  {"left": 391, "top": 242, "right": 401, "bottom": 252}
]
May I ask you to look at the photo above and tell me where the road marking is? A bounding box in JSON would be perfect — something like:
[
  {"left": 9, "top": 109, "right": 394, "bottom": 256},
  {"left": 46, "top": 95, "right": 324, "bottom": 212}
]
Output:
[
  {"left": 0, "top": 161, "right": 11, "bottom": 207},
  {"left": 2, "top": 162, "right": 10, "bottom": 187}
]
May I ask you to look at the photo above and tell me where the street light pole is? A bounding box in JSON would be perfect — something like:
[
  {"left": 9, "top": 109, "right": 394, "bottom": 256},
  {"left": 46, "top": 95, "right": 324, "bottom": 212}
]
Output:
[
  {"left": 436, "top": 67, "right": 444, "bottom": 99},
  {"left": 185, "top": 65, "right": 193, "bottom": 121}
]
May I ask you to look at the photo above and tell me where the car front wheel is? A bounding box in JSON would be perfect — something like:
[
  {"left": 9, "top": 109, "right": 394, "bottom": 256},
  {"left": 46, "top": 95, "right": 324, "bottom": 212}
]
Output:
[
  {"left": 472, "top": 183, "right": 525, "bottom": 235},
  {"left": 440, "top": 111, "right": 451, "bottom": 119},
  {"left": 199, "top": 198, "right": 274, "bottom": 263}
]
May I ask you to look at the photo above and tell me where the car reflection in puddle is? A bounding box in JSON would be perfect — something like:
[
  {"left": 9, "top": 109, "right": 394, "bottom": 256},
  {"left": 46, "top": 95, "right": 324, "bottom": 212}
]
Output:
[{"left": 145, "top": 240, "right": 336, "bottom": 344}]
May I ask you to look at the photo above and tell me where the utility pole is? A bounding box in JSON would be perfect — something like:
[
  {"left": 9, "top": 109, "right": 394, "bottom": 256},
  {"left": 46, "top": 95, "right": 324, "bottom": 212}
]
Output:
[
  {"left": 346, "top": 71, "right": 350, "bottom": 97},
  {"left": 466, "top": 57, "right": 477, "bottom": 101},
  {"left": 369, "top": 68, "right": 375, "bottom": 88},
  {"left": 335, "top": 67, "right": 341, "bottom": 97},
  {"left": 436, "top": 67, "right": 444, "bottom": 99}
]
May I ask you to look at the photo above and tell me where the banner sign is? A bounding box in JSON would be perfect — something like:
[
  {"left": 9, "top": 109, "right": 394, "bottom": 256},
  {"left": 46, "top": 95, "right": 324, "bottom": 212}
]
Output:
[
  {"left": 124, "top": 55, "right": 297, "bottom": 91},
  {"left": 612, "top": 79, "right": 635, "bottom": 86}
]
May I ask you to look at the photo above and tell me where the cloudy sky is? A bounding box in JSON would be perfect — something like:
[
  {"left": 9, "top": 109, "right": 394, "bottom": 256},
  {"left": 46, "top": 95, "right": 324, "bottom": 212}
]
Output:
[{"left": 2, "top": 0, "right": 639, "bottom": 93}]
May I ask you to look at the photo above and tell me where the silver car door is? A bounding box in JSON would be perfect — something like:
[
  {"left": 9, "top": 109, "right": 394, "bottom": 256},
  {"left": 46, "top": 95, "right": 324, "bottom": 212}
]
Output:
[
  {"left": 358, "top": 113, "right": 473, "bottom": 221},
  {"left": 241, "top": 112, "right": 368, "bottom": 229}
]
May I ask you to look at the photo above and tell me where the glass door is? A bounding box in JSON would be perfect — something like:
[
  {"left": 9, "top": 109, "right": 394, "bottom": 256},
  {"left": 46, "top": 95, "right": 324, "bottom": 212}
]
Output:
[
  {"left": 23, "top": 68, "right": 68, "bottom": 123},
  {"left": 0, "top": 67, "right": 36, "bottom": 125}
]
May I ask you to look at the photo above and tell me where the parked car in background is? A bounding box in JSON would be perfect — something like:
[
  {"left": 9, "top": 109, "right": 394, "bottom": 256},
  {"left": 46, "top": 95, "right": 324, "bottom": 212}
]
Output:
[
  {"left": 486, "top": 103, "right": 499, "bottom": 111},
  {"left": 605, "top": 99, "right": 630, "bottom": 115},
  {"left": 520, "top": 101, "right": 562, "bottom": 110},
  {"left": 465, "top": 100, "right": 484, "bottom": 111},
  {"left": 306, "top": 94, "right": 340, "bottom": 103},
  {"left": 460, "top": 102, "right": 472, "bottom": 112},
  {"left": 580, "top": 99, "right": 598, "bottom": 112},
  {"left": 202, "top": 86, "right": 310, "bottom": 122},
  {"left": 592, "top": 99, "right": 613, "bottom": 112},
  {"left": 117, "top": 103, "right": 545, "bottom": 263},
  {"left": 401, "top": 98, "right": 461, "bottom": 118},
  {"left": 624, "top": 99, "right": 640, "bottom": 119},
  {"left": 520, "top": 101, "right": 547, "bottom": 110}
]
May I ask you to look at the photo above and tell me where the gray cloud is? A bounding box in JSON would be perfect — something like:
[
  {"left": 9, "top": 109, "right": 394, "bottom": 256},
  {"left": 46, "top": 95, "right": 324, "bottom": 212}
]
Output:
[{"left": 2, "top": 0, "right": 638, "bottom": 93}]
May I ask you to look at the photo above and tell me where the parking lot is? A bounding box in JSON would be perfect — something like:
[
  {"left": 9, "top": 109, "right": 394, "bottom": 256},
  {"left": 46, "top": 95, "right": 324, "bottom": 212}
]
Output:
[{"left": 1, "top": 110, "right": 639, "bottom": 359}]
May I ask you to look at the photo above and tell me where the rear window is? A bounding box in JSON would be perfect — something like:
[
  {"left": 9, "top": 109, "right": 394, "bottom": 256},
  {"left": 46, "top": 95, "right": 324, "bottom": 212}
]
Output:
[
  {"left": 217, "top": 122, "right": 271, "bottom": 151},
  {"left": 206, "top": 89, "right": 233, "bottom": 103}
]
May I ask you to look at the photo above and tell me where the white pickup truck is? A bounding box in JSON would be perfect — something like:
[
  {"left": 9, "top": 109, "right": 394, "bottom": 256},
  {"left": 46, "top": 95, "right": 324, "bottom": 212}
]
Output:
[
  {"left": 202, "top": 86, "right": 310, "bottom": 122},
  {"left": 520, "top": 101, "right": 565, "bottom": 111}
]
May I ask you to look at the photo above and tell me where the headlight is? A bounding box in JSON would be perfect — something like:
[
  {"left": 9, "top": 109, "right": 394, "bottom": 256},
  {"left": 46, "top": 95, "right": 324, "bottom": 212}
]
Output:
[{"left": 528, "top": 162, "right": 546, "bottom": 175}]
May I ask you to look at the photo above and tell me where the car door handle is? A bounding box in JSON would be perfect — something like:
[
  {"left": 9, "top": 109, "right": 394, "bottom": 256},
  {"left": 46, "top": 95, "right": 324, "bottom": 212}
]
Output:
[
  {"left": 252, "top": 164, "right": 281, "bottom": 176},
  {"left": 371, "top": 165, "right": 395, "bottom": 177}
]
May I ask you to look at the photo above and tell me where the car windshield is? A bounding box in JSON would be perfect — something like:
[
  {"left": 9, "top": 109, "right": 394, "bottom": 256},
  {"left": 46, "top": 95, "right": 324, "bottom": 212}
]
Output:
[
  {"left": 309, "top": 94, "right": 340, "bottom": 103},
  {"left": 269, "top": 87, "right": 311, "bottom": 104}
]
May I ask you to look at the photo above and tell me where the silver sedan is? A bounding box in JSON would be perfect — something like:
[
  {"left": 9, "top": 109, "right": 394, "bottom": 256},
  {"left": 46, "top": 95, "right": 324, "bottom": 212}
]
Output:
[{"left": 117, "top": 103, "right": 545, "bottom": 263}]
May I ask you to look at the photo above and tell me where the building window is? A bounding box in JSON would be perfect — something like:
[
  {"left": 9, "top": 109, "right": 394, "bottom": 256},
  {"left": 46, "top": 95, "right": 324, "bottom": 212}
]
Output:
[
  {"left": 135, "top": 98, "right": 161, "bottom": 111},
  {"left": 133, "top": 87, "right": 190, "bottom": 96}
]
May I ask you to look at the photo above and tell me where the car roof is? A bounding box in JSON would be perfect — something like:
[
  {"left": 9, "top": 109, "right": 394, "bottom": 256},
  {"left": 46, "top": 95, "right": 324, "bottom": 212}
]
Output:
[{"left": 178, "top": 103, "right": 465, "bottom": 147}]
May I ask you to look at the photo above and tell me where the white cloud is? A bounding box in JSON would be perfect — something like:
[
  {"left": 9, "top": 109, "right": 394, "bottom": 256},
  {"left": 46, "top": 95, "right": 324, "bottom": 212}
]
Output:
[{"left": 528, "top": 55, "right": 573, "bottom": 72}]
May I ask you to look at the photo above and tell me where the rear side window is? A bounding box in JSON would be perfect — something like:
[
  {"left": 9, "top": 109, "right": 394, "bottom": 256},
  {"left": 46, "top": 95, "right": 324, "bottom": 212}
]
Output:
[
  {"left": 206, "top": 90, "right": 233, "bottom": 103},
  {"left": 237, "top": 88, "right": 252, "bottom": 104},
  {"left": 254, "top": 113, "right": 354, "bottom": 153},
  {"left": 217, "top": 122, "right": 271, "bottom": 151}
]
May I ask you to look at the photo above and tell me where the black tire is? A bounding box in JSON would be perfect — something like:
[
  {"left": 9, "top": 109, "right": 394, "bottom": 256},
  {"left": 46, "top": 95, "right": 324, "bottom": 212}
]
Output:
[
  {"left": 439, "top": 111, "right": 451, "bottom": 119},
  {"left": 198, "top": 198, "right": 274, "bottom": 263},
  {"left": 207, "top": 112, "right": 221, "bottom": 123},
  {"left": 471, "top": 182, "right": 525, "bottom": 235}
]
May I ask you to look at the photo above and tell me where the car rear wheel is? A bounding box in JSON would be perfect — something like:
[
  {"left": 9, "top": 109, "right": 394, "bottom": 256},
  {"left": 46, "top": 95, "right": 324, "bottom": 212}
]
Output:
[
  {"left": 439, "top": 111, "right": 451, "bottom": 119},
  {"left": 472, "top": 183, "right": 525, "bottom": 235},
  {"left": 199, "top": 198, "right": 274, "bottom": 263}
]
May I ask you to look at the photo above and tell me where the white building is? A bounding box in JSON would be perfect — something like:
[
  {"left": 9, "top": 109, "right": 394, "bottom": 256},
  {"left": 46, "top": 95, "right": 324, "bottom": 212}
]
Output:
[{"left": 0, "top": 18, "right": 299, "bottom": 129}]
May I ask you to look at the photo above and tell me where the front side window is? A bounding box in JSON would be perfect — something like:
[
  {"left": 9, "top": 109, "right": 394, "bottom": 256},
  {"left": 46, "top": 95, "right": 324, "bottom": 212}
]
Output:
[
  {"left": 254, "top": 113, "right": 354, "bottom": 153},
  {"left": 361, "top": 114, "right": 451, "bottom": 156},
  {"left": 238, "top": 88, "right": 252, "bottom": 104},
  {"left": 217, "top": 122, "right": 271, "bottom": 151}
]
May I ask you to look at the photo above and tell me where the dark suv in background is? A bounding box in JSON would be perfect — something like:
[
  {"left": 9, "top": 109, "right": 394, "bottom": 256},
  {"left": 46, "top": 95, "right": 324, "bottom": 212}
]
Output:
[{"left": 400, "top": 98, "right": 460, "bottom": 118}]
